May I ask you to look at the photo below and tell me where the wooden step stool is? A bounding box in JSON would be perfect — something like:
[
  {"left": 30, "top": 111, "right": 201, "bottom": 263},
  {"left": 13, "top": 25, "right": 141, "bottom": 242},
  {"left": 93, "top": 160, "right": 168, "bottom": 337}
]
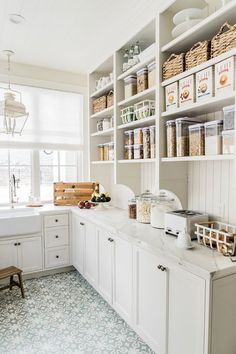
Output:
[{"left": 0, "top": 266, "right": 25, "bottom": 298}]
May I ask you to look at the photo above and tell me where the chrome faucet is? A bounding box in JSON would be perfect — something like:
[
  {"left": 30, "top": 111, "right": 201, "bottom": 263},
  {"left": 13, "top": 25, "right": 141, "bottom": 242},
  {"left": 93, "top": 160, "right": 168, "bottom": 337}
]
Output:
[{"left": 10, "top": 174, "right": 20, "bottom": 208}]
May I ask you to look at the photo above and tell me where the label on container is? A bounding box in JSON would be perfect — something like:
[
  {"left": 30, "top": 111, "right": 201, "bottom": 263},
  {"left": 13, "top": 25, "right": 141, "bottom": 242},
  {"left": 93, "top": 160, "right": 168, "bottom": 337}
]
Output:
[
  {"left": 165, "top": 82, "right": 178, "bottom": 111},
  {"left": 196, "top": 67, "right": 214, "bottom": 101},
  {"left": 215, "top": 56, "right": 235, "bottom": 96},
  {"left": 179, "top": 75, "right": 195, "bottom": 106}
]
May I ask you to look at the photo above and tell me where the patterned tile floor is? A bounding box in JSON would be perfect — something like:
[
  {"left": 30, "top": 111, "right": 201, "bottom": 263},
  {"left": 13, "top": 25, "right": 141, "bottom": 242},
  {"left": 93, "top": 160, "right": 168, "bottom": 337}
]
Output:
[{"left": 0, "top": 271, "right": 154, "bottom": 354}]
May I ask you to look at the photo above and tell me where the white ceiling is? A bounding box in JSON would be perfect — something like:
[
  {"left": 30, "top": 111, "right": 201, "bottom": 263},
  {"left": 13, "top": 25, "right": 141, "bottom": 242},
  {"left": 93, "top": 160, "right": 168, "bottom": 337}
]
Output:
[{"left": 0, "top": 0, "right": 167, "bottom": 74}]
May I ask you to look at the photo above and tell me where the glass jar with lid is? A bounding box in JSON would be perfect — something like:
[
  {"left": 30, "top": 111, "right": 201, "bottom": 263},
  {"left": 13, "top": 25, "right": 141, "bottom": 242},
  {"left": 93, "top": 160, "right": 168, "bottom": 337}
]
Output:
[
  {"left": 103, "top": 118, "right": 111, "bottom": 131},
  {"left": 128, "top": 198, "right": 137, "bottom": 219},
  {"left": 136, "top": 190, "right": 155, "bottom": 224},
  {"left": 150, "top": 191, "right": 175, "bottom": 229},
  {"left": 98, "top": 144, "right": 104, "bottom": 161},
  {"left": 166, "top": 120, "right": 176, "bottom": 157}
]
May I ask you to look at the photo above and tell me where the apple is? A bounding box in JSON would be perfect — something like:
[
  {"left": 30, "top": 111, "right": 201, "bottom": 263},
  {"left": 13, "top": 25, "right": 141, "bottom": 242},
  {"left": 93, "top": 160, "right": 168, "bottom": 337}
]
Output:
[{"left": 78, "top": 201, "right": 85, "bottom": 209}]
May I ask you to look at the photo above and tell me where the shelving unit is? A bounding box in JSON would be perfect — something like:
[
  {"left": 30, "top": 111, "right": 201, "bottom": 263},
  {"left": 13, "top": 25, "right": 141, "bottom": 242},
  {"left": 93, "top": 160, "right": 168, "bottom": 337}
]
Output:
[
  {"left": 118, "top": 159, "right": 156, "bottom": 164},
  {"left": 117, "top": 55, "right": 155, "bottom": 81},
  {"left": 117, "top": 116, "right": 156, "bottom": 130},
  {"left": 162, "top": 155, "right": 234, "bottom": 162},
  {"left": 118, "top": 86, "right": 155, "bottom": 107},
  {"left": 90, "top": 128, "right": 114, "bottom": 137},
  {"left": 90, "top": 81, "right": 113, "bottom": 98},
  {"left": 90, "top": 106, "right": 114, "bottom": 119}
]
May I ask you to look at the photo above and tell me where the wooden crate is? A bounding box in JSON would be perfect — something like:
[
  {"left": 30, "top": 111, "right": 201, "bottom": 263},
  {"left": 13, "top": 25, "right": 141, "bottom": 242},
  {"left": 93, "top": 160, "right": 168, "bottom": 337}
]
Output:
[{"left": 54, "top": 182, "right": 99, "bottom": 206}]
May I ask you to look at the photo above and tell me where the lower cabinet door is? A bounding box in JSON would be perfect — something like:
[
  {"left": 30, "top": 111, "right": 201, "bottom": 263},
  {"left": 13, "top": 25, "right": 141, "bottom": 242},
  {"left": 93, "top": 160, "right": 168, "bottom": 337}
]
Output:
[
  {"left": 0, "top": 239, "right": 18, "bottom": 268},
  {"left": 17, "top": 236, "right": 43, "bottom": 273},
  {"left": 168, "top": 266, "right": 206, "bottom": 354},
  {"left": 84, "top": 221, "right": 98, "bottom": 288},
  {"left": 97, "top": 227, "right": 113, "bottom": 304},
  {"left": 45, "top": 246, "right": 69, "bottom": 269},
  {"left": 72, "top": 215, "right": 85, "bottom": 275},
  {"left": 133, "top": 246, "right": 168, "bottom": 354},
  {"left": 113, "top": 235, "right": 133, "bottom": 325}
]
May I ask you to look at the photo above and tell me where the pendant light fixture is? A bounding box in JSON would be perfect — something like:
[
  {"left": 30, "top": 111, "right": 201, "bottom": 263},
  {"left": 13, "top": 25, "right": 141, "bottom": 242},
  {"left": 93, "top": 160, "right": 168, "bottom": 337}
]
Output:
[{"left": 0, "top": 50, "right": 29, "bottom": 136}]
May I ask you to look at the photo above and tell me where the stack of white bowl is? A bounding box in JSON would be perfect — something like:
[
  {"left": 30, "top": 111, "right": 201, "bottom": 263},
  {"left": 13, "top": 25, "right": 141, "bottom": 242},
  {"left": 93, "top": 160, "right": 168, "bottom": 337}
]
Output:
[{"left": 171, "top": 8, "right": 205, "bottom": 39}]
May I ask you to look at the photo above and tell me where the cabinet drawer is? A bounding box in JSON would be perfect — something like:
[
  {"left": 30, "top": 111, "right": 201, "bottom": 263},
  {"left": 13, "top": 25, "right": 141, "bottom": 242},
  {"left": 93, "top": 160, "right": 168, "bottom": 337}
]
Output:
[
  {"left": 45, "top": 227, "right": 69, "bottom": 248},
  {"left": 44, "top": 214, "right": 69, "bottom": 228},
  {"left": 44, "top": 246, "right": 69, "bottom": 269}
]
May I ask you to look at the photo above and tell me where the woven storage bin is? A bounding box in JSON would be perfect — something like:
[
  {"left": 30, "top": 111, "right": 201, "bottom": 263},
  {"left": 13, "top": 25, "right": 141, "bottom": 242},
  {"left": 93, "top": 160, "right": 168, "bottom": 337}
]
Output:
[
  {"left": 93, "top": 95, "right": 107, "bottom": 114},
  {"left": 211, "top": 22, "right": 236, "bottom": 58},
  {"left": 163, "top": 53, "right": 185, "bottom": 80},
  {"left": 107, "top": 90, "right": 114, "bottom": 108},
  {"left": 185, "top": 41, "right": 211, "bottom": 70}
]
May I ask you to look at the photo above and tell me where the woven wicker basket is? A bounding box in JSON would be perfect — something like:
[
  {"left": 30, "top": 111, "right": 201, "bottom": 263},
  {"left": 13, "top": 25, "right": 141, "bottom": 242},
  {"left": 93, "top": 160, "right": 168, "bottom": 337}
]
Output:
[
  {"left": 163, "top": 53, "right": 185, "bottom": 81},
  {"left": 185, "top": 41, "right": 211, "bottom": 70},
  {"left": 107, "top": 90, "right": 114, "bottom": 108},
  {"left": 211, "top": 22, "right": 236, "bottom": 58},
  {"left": 93, "top": 95, "right": 107, "bottom": 114}
]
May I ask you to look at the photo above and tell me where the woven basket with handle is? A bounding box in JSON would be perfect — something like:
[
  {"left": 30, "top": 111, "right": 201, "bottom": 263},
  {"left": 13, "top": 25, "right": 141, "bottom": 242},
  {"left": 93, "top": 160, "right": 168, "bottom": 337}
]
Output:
[
  {"left": 107, "top": 90, "right": 114, "bottom": 108},
  {"left": 93, "top": 95, "right": 107, "bottom": 114},
  {"left": 185, "top": 41, "right": 211, "bottom": 70},
  {"left": 211, "top": 22, "right": 236, "bottom": 58},
  {"left": 162, "top": 53, "right": 185, "bottom": 81}
]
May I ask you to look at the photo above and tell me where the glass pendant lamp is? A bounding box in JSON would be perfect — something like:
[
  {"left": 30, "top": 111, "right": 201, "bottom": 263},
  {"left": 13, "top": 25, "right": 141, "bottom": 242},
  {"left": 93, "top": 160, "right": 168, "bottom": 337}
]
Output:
[{"left": 0, "top": 50, "right": 29, "bottom": 136}]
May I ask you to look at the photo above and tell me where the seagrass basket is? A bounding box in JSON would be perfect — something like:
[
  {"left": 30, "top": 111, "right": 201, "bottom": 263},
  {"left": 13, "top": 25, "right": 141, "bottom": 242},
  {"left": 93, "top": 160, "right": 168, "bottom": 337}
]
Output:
[
  {"left": 185, "top": 41, "right": 211, "bottom": 70},
  {"left": 211, "top": 22, "right": 236, "bottom": 58},
  {"left": 162, "top": 53, "right": 185, "bottom": 80},
  {"left": 93, "top": 95, "right": 107, "bottom": 114}
]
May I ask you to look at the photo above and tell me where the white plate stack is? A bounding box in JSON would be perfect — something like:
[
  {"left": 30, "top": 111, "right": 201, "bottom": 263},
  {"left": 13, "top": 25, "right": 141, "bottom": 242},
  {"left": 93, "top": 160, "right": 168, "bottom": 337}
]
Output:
[{"left": 171, "top": 8, "right": 205, "bottom": 39}]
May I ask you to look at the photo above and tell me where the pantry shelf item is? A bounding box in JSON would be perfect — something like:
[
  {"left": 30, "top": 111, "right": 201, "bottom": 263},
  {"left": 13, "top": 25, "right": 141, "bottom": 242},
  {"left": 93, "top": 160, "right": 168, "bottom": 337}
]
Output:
[
  {"left": 165, "top": 82, "right": 178, "bottom": 111},
  {"left": 173, "top": 8, "right": 204, "bottom": 26},
  {"left": 98, "top": 144, "right": 104, "bottom": 161},
  {"left": 222, "top": 130, "right": 235, "bottom": 154},
  {"left": 185, "top": 41, "right": 211, "bottom": 70},
  {"left": 179, "top": 74, "right": 195, "bottom": 106},
  {"left": 121, "top": 106, "right": 136, "bottom": 124},
  {"left": 195, "top": 221, "right": 236, "bottom": 256},
  {"left": 223, "top": 105, "right": 235, "bottom": 130},
  {"left": 107, "top": 91, "right": 114, "bottom": 108},
  {"left": 134, "top": 100, "right": 155, "bottom": 120},
  {"left": 124, "top": 130, "right": 134, "bottom": 146},
  {"left": 142, "top": 127, "right": 151, "bottom": 159},
  {"left": 54, "top": 182, "right": 99, "bottom": 206},
  {"left": 150, "top": 125, "right": 156, "bottom": 158},
  {"left": 97, "top": 120, "right": 103, "bottom": 132},
  {"left": 134, "top": 127, "right": 143, "bottom": 144},
  {"left": 108, "top": 142, "right": 114, "bottom": 160},
  {"left": 124, "top": 75, "right": 137, "bottom": 99},
  {"left": 147, "top": 61, "right": 156, "bottom": 88},
  {"left": 136, "top": 190, "right": 154, "bottom": 224},
  {"left": 133, "top": 144, "right": 143, "bottom": 159},
  {"left": 103, "top": 143, "right": 109, "bottom": 161},
  {"left": 150, "top": 191, "right": 175, "bottom": 229},
  {"left": 176, "top": 118, "right": 200, "bottom": 157},
  {"left": 189, "top": 123, "right": 205, "bottom": 156},
  {"left": 102, "top": 118, "right": 111, "bottom": 131},
  {"left": 93, "top": 95, "right": 107, "bottom": 114},
  {"left": 137, "top": 67, "right": 148, "bottom": 93},
  {"left": 166, "top": 120, "right": 176, "bottom": 157},
  {"left": 211, "top": 22, "right": 236, "bottom": 58},
  {"left": 128, "top": 198, "right": 137, "bottom": 219},
  {"left": 196, "top": 66, "right": 214, "bottom": 102},
  {"left": 172, "top": 19, "right": 203, "bottom": 39},
  {"left": 162, "top": 53, "right": 185, "bottom": 81},
  {"left": 124, "top": 145, "right": 134, "bottom": 160},
  {"left": 215, "top": 56, "right": 236, "bottom": 96},
  {"left": 205, "top": 120, "right": 223, "bottom": 155}
]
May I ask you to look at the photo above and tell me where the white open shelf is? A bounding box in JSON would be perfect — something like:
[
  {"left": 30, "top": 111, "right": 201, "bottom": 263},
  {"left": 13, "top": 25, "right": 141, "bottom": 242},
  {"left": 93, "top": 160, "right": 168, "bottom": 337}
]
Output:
[
  {"left": 117, "top": 56, "right": 155, "bottom": 81},
  {"left": 161, "top": 93, "right": 235, "bottom": 118},
  {"left": 117, "top": 116, "right": 156, "bottom": 130},
  {"left": 161, "top": 1, "right": 236, "bottom": 53},
  {"left": 162, "top": 155, "right": 235, "bottom": 162},
  {"left": 91, "top": 160, "right": 114, "bottom": 165},
  {"left": 91, "top": 128, "right": 114, "bottom": 137},
  {"left": 118, "top": 159, "right": 156, "bottom": 164},
  {"left": 91, "top": 106, "right": 114, "bottom": 119},
  {"left": 118, "top": 87, "right": 155, "bottom": 107},
  {"left": 90, "top": 81, "right": 113, "bottom": 98}
]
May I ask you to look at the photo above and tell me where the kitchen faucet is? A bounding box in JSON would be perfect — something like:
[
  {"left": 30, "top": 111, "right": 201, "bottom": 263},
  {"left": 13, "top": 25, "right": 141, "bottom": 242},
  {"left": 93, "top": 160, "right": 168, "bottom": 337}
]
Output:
[{"left": 10, "top": 174, "right": 20, "bottom": 208}]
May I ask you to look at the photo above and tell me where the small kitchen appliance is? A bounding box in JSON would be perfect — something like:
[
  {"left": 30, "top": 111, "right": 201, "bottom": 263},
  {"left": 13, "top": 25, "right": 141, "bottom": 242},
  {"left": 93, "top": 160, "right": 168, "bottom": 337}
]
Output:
[{"left": 165, "top": 210, "right": 208, "bottom": 239}]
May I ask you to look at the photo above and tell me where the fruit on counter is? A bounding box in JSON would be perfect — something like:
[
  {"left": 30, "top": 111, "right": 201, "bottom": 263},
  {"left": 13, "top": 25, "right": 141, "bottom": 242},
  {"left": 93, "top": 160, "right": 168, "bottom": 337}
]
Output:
[
  {"left": 78, "top": 200, "right": 92, "bottom": 209},
  {"left": 91, "top": 192, "right": 111, "bottom": 203}
]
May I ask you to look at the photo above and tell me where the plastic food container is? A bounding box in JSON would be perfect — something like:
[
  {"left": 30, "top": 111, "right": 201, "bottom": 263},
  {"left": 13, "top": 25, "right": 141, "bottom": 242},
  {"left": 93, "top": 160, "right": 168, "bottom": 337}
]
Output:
[
  {"left": 223, "top": 105, "right": 235, "bottom": 131},
  {"left": 128, "top": 198, "right": 137, "bottom": 219},
  {"left": 124, "top": 145, "right": 134, "bottom": 160},
  {"left": 103, "top": 118, "right": 111, "bottom": 130},
  {"left": 103, "top": 143, "right": 109, "bottom": 160},
  {"left": 134, "top": 128, "right": 143, "bottom": 144},
  {"left": 133, "top": 144, "right": 143, "bottom": 159},
  {"left": 108, "top": 142, "right": 114, "bottom": 160},
  {"left": 142, "top": 127, "right": 150, "bottom": 159},
  {"left": 124, "top": 130, "right": 134, "bottom": 145},
  {"left": 134, "top": 100, "right": 155, "bottom": 120},
  {"left": 147, "top": 61, "right": 156, "bottom": 88},
  {"left": 176, "top": 118, "right": 200, "bottom": 157},
  {"left": 137, "top": 67, "right": 148, "bottom": 93},
  {"left": 124, "top": 75, "right": 137, "bottom": 99},
  {"left": 222, "top": 130, "right": 235, "bottom": 154},
  {"left": 121, "top": 106, "right": 135, "bottom": 124},
  {"left": 189, "top": 123, "right": 205, "bottom": 156},
  {"left": 98, "top": 144, "right": 104, "bottom": 161},
  {"left": 166, "top": 120, "right": 176, "bottom": 157},
  {"left": 149, "top": 125, "right": 156, "bottom": 158},
  {"left": 205, "top": 120, "right": 223, "bottom": 155},
  {"left": 136, "top": 190, "right": 154, "bottom": 224},
  {"left": 97, "top": 120, "right": 103, "bottom": 132}
]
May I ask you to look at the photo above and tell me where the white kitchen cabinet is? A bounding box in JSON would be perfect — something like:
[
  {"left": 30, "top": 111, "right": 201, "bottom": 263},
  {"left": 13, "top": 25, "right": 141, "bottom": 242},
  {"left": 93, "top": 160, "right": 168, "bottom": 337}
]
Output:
[
  {"left": 84, "top": 220, "right": 98, "bottom": 288},
  {"left": 0, "top": 236, "right": 42, "bottom": 273},
  {"left": 168, "top": 265, "right": 206, "bottom": 354},
  {"left": 133, "top": 246, "right": 168, "bottom": 354},
  {"left": 72, "top": 214, "right": 85, "bottom": 275}
]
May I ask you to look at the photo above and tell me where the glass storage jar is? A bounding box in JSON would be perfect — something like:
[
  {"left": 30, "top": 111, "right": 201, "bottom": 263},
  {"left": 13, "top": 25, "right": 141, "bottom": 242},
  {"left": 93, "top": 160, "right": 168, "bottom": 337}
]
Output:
[
  {"left": 103, "top": 118, "right": 111, "bottom": 130},
  {"left": 108, "top": 142, "right": 114, "bottom": 160},
  {"left": 134, "top": 128, "right": 143, "bottom": 144},
  {"left": 142, "top": 127, "right": 151, "bottom": 159},
  {"left": 97, "top": 120, "right": 103, "bottom": 132},
  {"left": 166, "top": 120, "right": 176, "bottom": 157},
  {"left": 176, "top": 118, "right": 200, "bottom": 157},
  {"left": 222, "top": 130, "right": 235, "bottom": 154},
  {"left": 124, "top": 145, "right": 134, "bottom": 160},
  {"left": 103, "top": 143, "right": 109, "bottom": 161},
  {"left": 137, "top": 67, "right": 148, "bottom": 93},
  {"left": 205, "top": 120, "right": 223, "bottom": 155},
  {"left": 136, "top": 190, "right": 154, "bottom": 224},
  {"left": 223, "top": 105, "right": 235, "bottom": 131},
  {"left": 98, "top": 144, "right": 104, "bottom": 161},
  {"left": 124, "top": 75, "right": 137, "bottom": 99},
  {"left": 128, "top": 198, "right": 137, "bottom": 219},
  {"left": 150, "top": 191, "right": 175, "bottom": 229},
  {"left": 189, "top": 123, "right": 205, "bottom": 156},
  {"left": 147, "top": 61, "right": 156, "bottom": 88},
  {"left": 133, "top": 144, "right": 143, "bottom": 159},
  {"left": 124, "top": 130, "right": 134, "bottom": 145},
  {"left": 150, "top": 125, "right": 156, "bottom": 158}
]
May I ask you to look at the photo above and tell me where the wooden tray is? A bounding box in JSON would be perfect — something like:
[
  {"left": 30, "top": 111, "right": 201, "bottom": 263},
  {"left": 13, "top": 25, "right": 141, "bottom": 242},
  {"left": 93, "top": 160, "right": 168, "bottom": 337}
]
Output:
[{"left": 54, "top": 182, "right": 99, "bottom": 206}]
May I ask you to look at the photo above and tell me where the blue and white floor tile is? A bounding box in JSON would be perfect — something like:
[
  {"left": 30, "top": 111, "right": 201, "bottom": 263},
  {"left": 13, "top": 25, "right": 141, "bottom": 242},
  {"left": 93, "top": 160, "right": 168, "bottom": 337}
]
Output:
[{"left": 0, "top": 271, "right": 154, "bottom": 354}]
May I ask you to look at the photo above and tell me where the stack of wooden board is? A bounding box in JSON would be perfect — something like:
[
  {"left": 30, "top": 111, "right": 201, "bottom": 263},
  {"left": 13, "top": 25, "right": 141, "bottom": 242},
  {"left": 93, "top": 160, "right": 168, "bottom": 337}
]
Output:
[{"left": 54, "top": 182, "right": 99, "bottom": 206}]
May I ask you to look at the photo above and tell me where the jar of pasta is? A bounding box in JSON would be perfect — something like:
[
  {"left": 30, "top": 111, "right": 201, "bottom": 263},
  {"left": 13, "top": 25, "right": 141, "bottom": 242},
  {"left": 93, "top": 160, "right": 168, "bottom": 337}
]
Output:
[{"left": 142, "top": 127, "right": 150, "bottom": 159}]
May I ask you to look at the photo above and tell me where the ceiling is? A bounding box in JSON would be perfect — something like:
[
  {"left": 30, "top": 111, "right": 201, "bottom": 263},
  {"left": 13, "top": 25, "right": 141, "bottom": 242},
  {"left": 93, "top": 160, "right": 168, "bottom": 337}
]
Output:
[{"left": 0, "top": 0, "right": 167, "bottom": 74}]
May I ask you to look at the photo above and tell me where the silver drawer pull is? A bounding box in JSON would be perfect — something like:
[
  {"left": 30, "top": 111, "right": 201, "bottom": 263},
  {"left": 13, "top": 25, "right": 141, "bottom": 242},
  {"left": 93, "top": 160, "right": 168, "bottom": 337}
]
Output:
[
  {"left": 56, "top": 255, "right": 59, "bottom": 259},
  {"left": 80, "top": 222, "right": 84, "bottom": 226},
  {"left": 55, "top": 219, "right": 58, "bottom": 222},
  {"left": 55, "top": 235, "right": 59, "bottom": 238}
]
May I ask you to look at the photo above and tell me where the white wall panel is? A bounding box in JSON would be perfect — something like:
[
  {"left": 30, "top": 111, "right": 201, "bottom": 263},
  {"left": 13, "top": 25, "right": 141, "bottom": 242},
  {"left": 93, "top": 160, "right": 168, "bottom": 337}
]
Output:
[{"left": 141, "top": 164, "right": 156, "bottom": 193}]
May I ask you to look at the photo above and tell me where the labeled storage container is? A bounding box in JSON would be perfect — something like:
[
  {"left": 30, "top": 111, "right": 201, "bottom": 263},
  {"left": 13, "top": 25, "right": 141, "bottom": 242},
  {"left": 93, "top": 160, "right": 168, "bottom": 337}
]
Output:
[
  {"left": 134, "top": 128, "right": 143, "bottom": 144},
  {"left": 147, "top": 61, "right": 156, "bottom": 88},
  {"left": 166, "top": 120, "right": 176, "bottom": 157},
  {"left": 150, "top": 125, "right": 156, "bottom": 158},
  {"left": 189, "top": 123, "right": 205, "bottom": 156},
  {"left": 134, "top": 100, "right": 155, "bottom": 120},
  {"left": 136, "top": 190, "right": 154, "bottom": 224},
  {"left": 124, "top": 130, "right": 134, "bottom": 145},
  {"left": 222, "top": 130, "right": 235, "bottom": 154},
  {"left": 223, "top": 105, "right": 235, "bottom": 131},
  {"left": 137, "top": 67, "right": 148, "bottom": 93},
  {"left": 133, "top": 144, "right": 143, "bottom": 159},
  {"left": 165, "top": 82, "right": 178, "bottom": 111},
  {"left": 196, "top": 66, "right": 214, "bottom": 102},
  {"left": 121, "top": 106, "right": 135, "bottom": 124},
  {"left": 108, "top": 142, "right": 114, "bottom": 160},
  {"left": 142, "top": 127, "right": 151, "bottom": 159},
  {"left": 215, "top": 56, "right": 236, "bottom": 96},
  {"left": 98, "top": 144, "right": 104, "bottom": 161},
  {"left": 176, "top": 118, "right": 200, "bottom": 157},
  {"left": 179, "top": 75, "right": 195, "bottom": 106},
  {"left": 124, "top": 75, "right": 137, "bottom": 99},
  {"left": 128, "top": 198, "right": 137, "bottom": 219},
  {"left": 205, "top": 120, "right": 223, "bottom": 155},
  {"left": 124, "top": 145, "right": 134, "bottom": 160}
]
